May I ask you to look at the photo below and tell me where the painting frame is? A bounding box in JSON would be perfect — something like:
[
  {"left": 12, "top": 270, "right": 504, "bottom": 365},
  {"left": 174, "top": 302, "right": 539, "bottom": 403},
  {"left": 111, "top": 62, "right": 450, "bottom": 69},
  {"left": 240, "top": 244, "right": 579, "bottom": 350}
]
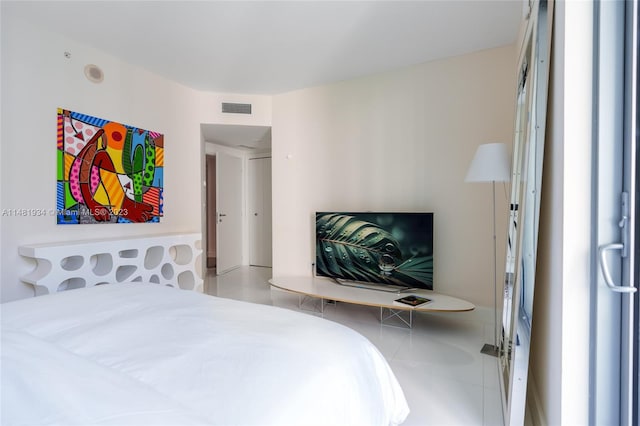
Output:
[{"left": 56, "top": 108, "right": 164, "bottom": 224}]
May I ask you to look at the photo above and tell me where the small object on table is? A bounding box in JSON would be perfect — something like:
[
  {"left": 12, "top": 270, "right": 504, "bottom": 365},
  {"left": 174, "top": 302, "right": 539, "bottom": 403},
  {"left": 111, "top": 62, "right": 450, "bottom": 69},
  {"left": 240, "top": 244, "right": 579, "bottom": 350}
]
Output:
[{"left": 394, "top": 295, "right": 432, "bottom": 307}]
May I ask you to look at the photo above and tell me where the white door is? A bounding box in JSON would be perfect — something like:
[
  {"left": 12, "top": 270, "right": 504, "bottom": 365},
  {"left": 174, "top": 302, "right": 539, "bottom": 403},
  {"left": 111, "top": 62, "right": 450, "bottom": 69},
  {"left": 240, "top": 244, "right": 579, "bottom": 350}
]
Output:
[
  {"left": 248, "top": 157, "right": 272, "bottom": 267},
  {"left": 216, "top": 152, "right": 243, "bottom": 273}
]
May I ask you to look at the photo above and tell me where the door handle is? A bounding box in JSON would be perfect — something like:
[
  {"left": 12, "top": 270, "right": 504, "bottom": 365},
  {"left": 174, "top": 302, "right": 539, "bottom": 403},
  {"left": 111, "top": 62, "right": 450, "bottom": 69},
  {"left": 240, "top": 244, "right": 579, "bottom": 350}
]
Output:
[{"left": 598, "top": 243, "right": 637, "bottom": 293}]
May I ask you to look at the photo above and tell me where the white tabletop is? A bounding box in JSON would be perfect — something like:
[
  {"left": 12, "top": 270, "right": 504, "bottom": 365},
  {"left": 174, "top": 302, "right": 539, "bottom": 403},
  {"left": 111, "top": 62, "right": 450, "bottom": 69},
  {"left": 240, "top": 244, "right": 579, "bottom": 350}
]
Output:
[{"left": 269, "top": 276, "right": 475, "bottom": 312}]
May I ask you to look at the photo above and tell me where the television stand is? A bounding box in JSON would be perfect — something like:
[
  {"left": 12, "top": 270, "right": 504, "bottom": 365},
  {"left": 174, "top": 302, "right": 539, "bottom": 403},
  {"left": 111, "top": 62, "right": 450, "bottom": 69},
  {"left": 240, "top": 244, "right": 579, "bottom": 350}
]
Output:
[
  {"left": 333, "top": 278, "right": 416, "bottom": 294},
  {"left": 269, "top": 276, "right": 475, "bottom": 328}
]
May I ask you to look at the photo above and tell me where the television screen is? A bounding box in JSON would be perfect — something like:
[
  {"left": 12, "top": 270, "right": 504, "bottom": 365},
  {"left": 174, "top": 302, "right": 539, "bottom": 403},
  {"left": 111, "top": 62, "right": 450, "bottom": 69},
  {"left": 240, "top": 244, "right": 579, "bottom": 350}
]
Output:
[{"left": 315, "top": 212, "right": 434, "bottom": 290}]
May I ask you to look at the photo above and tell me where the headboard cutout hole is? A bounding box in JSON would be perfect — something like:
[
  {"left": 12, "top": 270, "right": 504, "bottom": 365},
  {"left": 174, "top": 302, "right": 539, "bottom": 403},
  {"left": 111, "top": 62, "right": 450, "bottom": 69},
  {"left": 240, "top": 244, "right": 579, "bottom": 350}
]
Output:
[
  {"left": 115, "top": 265, "right": 137, "bottom": 282},
  {"left": 178, "top": 271, "right": 195, "bottom": 290},
  {"left": 119, "top": 249, "right": 139, "bottom": 259},
  {"left": 60, "top": 255, "right": 83, "bottom": 271},
  {"left": 161, "top": 263, "right": 174, "bottom": 280},
  {"left": 90, "top": 253, "right": 113, "bottom": 276},
  {"left": 57, "top": 277, "right": 86, "bottom": 291},
  {"left": 169, "top": 245, "right": 193, "bottom": 265},
  {"left": 144, "top": 246, "right": 164, "bottom": 270}
]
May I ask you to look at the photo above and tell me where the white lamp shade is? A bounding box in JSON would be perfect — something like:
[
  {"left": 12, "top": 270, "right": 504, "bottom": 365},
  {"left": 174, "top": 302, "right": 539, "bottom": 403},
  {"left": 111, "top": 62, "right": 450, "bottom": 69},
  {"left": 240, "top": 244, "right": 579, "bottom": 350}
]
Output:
[{"left": 465, "top": 143, "right": 511, "bottom": 183}]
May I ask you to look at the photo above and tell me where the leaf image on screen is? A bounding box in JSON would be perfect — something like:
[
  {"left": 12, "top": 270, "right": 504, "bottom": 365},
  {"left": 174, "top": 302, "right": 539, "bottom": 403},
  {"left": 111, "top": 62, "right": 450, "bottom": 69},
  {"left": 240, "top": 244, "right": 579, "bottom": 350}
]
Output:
[{"left": 315, "top": 212, "right": 433, "bottom": 290}]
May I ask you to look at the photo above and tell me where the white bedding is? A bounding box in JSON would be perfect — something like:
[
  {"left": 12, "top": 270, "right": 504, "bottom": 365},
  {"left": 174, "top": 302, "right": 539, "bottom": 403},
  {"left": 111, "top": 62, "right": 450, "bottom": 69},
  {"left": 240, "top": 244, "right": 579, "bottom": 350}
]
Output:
[{"left": 1, "top": 283, "right": 409, "bottom": 425}]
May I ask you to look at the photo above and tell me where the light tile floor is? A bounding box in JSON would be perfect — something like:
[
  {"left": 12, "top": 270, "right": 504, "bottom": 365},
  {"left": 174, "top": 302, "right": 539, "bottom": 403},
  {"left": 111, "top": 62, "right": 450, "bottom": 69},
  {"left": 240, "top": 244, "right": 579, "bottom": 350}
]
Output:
[{"left": 205, "top": 266, "right": 504, "bottom": 426}]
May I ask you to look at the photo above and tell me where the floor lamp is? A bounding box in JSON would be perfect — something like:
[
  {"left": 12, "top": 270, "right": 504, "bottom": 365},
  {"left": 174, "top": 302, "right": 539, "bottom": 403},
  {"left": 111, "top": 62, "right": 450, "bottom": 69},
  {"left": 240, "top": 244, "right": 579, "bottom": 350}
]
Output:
[{"left": 465, "top": 143, "right": 510, "bottom": 357}]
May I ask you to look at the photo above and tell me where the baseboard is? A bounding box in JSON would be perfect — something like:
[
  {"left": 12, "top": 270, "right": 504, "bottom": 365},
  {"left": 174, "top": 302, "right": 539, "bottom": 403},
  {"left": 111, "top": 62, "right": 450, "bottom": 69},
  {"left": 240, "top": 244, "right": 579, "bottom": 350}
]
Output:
[{"left": 525, "top": 373, "right": 546, "bottom": 426}]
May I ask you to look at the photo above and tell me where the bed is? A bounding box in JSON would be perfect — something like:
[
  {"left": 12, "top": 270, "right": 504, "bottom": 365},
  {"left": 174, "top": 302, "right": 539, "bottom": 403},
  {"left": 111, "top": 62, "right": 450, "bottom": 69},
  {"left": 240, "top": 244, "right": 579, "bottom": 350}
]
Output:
[{"left": 1, "top": 282, "right": 410, "bottom": 425}]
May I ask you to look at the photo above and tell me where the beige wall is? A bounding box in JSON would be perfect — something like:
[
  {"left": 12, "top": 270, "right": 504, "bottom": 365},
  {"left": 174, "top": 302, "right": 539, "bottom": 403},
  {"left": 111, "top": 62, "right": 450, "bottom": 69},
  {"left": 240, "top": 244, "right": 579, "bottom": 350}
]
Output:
[
  {"left": 271, "top": 45, "right": 517, "bottom": 308},
  {"left": 0, "top": 15, "right": 271, "bottom": 302}
]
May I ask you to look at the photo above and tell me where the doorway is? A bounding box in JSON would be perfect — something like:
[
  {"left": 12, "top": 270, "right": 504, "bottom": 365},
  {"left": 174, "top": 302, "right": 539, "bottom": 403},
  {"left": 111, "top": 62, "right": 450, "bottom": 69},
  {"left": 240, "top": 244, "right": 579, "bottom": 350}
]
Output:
[
  {"left": 201, "top": 123, "right": 273, "bottom": 277},
  {"left": 205, "top": 151, "right": 243, "bottom": 274}
]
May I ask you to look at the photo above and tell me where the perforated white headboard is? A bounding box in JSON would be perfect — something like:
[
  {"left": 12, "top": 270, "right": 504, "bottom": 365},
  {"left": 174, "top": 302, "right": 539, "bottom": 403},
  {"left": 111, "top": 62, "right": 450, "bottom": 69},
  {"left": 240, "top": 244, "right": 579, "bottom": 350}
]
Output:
[{"left": 19, "top": 233, "right": 203, "bottom": 295}]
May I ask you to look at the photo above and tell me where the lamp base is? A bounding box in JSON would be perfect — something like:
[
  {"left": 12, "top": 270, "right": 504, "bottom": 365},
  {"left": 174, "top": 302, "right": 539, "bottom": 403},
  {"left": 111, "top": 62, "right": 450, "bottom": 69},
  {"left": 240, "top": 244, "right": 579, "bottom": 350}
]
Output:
[{"left": 481, "top": 343, "right": 500, "bottom": 357}]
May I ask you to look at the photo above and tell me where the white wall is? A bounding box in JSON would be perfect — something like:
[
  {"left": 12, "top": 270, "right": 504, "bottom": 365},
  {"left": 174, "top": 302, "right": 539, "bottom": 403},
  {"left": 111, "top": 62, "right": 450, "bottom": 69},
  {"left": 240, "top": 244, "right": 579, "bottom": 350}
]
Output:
[
  {"left": 271, "top": 45, "right": 517, "bottom": 308},
  {"left": 0, "top": 15, "right": 270, "bottom": 302}
]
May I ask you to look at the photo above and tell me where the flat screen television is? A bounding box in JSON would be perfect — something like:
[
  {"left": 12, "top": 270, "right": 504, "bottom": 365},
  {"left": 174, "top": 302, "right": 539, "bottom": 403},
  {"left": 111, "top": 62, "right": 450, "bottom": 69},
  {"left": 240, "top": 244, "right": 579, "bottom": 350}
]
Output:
[{"left": 315, "top": 212, "right": 434, "bottom": 291}]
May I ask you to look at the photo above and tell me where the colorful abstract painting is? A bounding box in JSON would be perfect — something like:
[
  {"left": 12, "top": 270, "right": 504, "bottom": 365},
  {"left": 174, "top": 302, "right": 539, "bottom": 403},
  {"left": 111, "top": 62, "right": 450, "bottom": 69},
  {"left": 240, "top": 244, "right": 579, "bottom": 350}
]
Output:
[{"left": 57, "top": 108, "right": 164, "bottom": 224}]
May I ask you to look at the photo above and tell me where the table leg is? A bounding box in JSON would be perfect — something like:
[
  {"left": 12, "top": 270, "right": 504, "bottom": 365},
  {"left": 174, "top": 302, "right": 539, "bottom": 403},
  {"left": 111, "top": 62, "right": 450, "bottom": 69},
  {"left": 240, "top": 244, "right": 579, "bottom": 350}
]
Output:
[{"left": 380, "top": 307, "right": 413, "bottom": 328}]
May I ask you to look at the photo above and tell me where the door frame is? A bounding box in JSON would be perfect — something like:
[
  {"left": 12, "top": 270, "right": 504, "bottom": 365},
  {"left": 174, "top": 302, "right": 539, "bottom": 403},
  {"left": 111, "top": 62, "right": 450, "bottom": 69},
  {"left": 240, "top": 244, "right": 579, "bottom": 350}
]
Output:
[
  {"left": 201, "top": 142, "right": 245, "bottom": 275},
  {"left": 200, "top": 128, "right": 273, "bottom": 280}
]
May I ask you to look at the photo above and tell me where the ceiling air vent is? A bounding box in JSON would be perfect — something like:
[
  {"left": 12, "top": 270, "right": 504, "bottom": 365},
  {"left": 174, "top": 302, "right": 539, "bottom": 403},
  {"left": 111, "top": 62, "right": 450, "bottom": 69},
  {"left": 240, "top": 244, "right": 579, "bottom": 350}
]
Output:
[{"left": 221, "top": 102, "right": 252, "bottom": 114}]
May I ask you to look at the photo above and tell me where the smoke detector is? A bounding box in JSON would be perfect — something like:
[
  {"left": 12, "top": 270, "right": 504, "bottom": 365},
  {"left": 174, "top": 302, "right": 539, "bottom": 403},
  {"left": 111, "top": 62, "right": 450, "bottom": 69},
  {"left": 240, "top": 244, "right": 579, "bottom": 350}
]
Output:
[{"left": 84, "top": 64, "right": 104, "bottom": 83}]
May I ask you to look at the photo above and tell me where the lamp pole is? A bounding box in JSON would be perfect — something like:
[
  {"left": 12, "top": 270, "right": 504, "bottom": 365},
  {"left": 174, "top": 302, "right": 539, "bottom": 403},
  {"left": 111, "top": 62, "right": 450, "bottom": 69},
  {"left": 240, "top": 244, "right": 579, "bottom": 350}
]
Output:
[{"left": 481, "top": 180, "right": 500, "bottom": 357}]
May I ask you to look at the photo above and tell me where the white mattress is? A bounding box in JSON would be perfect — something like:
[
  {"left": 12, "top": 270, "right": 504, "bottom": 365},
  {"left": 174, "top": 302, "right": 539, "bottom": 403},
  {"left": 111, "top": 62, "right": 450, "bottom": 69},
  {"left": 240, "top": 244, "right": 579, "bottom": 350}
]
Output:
[{"left": 1, "top": 283, "right": 409, "bottom": 425}]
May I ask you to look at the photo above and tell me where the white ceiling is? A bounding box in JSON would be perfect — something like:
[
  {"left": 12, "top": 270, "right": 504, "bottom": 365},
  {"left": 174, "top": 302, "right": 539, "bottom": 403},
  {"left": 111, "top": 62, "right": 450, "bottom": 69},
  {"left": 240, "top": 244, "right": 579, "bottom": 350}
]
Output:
[{"left": 3, "top": 0, "right": 524, "bottom": 149}]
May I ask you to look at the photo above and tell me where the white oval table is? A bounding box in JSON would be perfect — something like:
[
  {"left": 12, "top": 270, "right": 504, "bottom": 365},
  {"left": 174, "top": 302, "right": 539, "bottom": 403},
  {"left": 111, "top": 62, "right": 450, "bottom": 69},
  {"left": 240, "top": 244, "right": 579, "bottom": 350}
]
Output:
[{"left": 269, "top": 276, "right": 475, "bottom": 328}]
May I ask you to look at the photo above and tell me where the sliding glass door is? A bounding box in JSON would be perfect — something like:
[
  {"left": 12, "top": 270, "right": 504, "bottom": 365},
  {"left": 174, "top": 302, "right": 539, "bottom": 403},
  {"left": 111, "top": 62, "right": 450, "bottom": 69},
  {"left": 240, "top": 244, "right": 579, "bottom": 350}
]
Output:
[
  {"left": 595, "top": 1, "right": 638, "bottom": 424},
  {"left": 628, "top": 2, "right": 640, "bottom": 424},
  {"left": 623, "top": 0, "right": 639, "bottom": 423}
]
